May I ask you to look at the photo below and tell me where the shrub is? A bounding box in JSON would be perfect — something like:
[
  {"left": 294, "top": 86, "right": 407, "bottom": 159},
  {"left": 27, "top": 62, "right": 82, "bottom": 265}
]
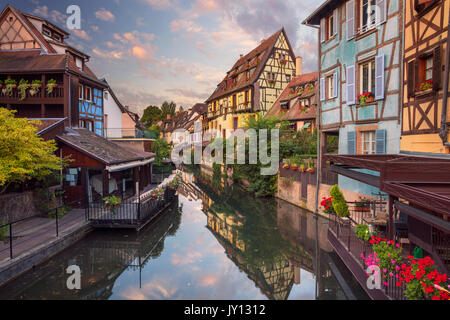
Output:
[
  {"left": 371, "top": 236, "right": 402, "bottom": 274},
  {"left": 355, "top": 224, "right": 371, "bottom": 241},
  {"left": 330, "top": 185, "right": 349, "bottom": 217}
]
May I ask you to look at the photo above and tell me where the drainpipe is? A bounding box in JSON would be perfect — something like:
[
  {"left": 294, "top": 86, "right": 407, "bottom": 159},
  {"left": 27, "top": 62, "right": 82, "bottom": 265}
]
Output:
[{"left": 439, "top": 4, "right": 450, "bottom": 146}]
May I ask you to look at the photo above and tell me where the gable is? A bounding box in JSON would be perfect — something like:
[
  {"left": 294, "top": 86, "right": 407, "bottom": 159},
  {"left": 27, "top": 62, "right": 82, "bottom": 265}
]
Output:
[{"left": 0, "top": 9, "right": 41, "bottom": 50}]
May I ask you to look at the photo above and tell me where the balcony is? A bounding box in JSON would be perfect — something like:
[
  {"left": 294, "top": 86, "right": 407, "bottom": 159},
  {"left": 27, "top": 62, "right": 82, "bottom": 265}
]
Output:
[{"left": 0, "top": 84, "right": 64, "bottom": 104}]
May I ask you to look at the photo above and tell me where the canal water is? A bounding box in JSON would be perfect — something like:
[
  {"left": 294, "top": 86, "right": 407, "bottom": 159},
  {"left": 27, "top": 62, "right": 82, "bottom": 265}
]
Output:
[{"left": 0, "top": 172, "right": 368, "bottom": 300}]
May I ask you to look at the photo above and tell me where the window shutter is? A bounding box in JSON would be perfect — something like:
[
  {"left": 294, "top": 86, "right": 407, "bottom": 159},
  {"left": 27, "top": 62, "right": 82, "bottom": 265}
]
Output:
[
  {"left": 347, "top": 131, "right": 356, "bottom": 155},
  {"left": 433, "top": 46, "right": 442, "bottom": 91},
  {"left": 333, "top": 72, "right": 338, "bottom": 98},
  {"left": 333, "top": 9, "right": 338, "bottom": 36},
  {"left": 376, "top": 0, "right": 387, "bottom": 25},
  {"left": 347, "top": 65, "right": 356, "bottom": 105},
  {"left": 375, "top": 129, "right": 387, "bottom": 154},
  {"left": 375, "top": 54, "right": 385, "bottom": 100},
  {"left": 320, "top": 18, "right": 326, "bottom": 43},
  {"left": 320, "top": 77, "right": 326, "bottom": 101},
  {"left": 407, "top": 61, "right": 415, "bottom": 98},
  {"left": 346, "top": 0, "right": 355, "bottom": 40}
]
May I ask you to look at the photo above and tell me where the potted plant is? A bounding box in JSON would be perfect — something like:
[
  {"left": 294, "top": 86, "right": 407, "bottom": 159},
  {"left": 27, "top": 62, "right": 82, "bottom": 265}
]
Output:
[
  {"left": 306, "top": 159, "right": 315, "bottom": 174},
  {"left": 330, "top": 185, "right": 350, "bottom": 218},
  {"left": 4, "top": 78, "right": 17, "bottom": 96},
  {"left": 299, "top": 163, "right": 307, "bottom": 172},
  {"left": 46, "top": 78, "right": 57, "bottom": 95},
  {"left": 18, "top": 78, "right": 30, "bottom": 101},
  {"left": 320, "top": 196, "right": 334, "bottom": 214},
  {"left": 355, "top": 197, "right": 371, "bottom": 212},
  {"left": 355, "top": 224, "right": 371, "bottom": 241},
  {"left": 103, "top": 196, "right": 121, "bottom": 215},
  {"left": 416, "top": 79, "right": 433, "bottom": 92},
  {"left": 290, "top": 160, "right": 298, "bottom": 171},
  {"left": 29, "top": 79, "right": 42, "bottom": 96},
  {"left": 358, "top": 92, "right": 375, "bottom": 106},
  {"left": 282, "top": 160, "right": 290, "bottom": 169}
]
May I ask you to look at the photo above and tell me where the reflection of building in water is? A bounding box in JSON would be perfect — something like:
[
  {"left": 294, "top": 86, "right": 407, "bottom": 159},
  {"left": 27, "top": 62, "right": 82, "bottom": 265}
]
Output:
[
  {"left": 206, "top": 208, "right": 295, "bottom": 300},
  {"left": 0, "top": 199, "right": 181, "bottom": 300},
  {"left": 276, "top": 198, "right": 353, "bottom": 300}
]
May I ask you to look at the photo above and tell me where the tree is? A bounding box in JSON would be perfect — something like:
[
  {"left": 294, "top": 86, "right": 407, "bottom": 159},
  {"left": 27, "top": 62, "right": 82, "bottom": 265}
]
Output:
[
  {"left": 141, "top": 105, "right": 162, "bottom": 128},
  {"left": 0, "top": 108, "right": 66, "bottom": 194},
  {"left": 152, "top": 138, "right": 171, "bottom": 165},
  {"left": 161, "top": 101, "right": 176, "bottom": 118}
]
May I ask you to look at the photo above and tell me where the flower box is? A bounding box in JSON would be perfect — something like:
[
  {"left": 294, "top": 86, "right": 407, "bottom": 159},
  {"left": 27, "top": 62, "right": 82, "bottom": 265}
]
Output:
[{"left": 358, "top": 92, "right": 375, "bottom": 106}]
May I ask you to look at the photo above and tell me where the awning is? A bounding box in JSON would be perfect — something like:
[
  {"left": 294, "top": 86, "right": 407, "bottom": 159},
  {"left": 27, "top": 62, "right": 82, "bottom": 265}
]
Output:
[{"left": 106, "top": 158, "right": 154, "bottom": 173}]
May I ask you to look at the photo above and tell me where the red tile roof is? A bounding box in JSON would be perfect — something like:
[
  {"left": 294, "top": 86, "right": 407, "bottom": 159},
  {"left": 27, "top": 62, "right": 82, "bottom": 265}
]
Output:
[
  {"left": 0, "top": 51, "right": 66, "bottom": 72},
  {"left": 265, "top": 72, "right": 318, "bottom": 122},
  {"left": 206, "top": 28, "right": 294, "bottom": 103}
]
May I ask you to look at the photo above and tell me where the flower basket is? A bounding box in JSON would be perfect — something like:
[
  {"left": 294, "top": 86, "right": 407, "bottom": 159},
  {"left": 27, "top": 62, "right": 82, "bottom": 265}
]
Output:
[
  {"left": 358, "top": 92, "right": 375, "bottom": 106},
  {"left": 307, "top": 167, "right": 315, "bottom": 174},
  {"left": 291, "top": 165, "right": 298, "bottom": 171},
  {"left": 417, "top": 80, "right": 433, "bottom": 92}
]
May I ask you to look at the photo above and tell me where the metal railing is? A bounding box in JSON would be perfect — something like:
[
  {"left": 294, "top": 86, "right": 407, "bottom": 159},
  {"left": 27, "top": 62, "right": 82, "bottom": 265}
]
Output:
[
  {"left": 87, "top": 188, "right": 176, "bottom": 226},
  {"left": 0, "top": 197, "right": 87, "bottom": 261}
]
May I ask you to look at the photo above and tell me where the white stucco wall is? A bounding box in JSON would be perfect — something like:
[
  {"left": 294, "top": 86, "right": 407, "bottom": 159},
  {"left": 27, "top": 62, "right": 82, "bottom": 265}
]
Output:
[{"left": 103, "top": 89, "right": 123, "bottom": 138}]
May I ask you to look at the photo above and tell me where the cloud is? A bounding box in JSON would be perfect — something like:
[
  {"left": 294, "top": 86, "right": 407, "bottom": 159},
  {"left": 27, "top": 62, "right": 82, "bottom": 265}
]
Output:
[
  {"left": 33, "top": 5, "right": 67, "bottom": 25},
  {"left": 95, "top": 8, "right": 116, "bottom": 22},
  {"left": 92, "top": 48, "right": 125, "bottom": 60},
  {"left": 71, "top": 29, "right": 91, "bottom": 41},
  {"left": 170, "top": 19, "right": 203, "bottom": 33},
  {"left": 143, "top": 0, "right": 173, "bottom": 10}
]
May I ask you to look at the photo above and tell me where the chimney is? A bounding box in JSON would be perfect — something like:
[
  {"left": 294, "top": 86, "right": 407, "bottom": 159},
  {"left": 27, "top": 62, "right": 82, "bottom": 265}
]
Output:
[{"left": 296, "top": 56, "right": 303, "bottom": 76}]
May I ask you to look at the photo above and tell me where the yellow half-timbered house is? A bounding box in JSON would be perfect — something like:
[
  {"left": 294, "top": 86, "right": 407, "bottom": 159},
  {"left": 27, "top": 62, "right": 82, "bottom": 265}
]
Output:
[{"left": 205, "top": 28, "right": 297, "bottom": 139}]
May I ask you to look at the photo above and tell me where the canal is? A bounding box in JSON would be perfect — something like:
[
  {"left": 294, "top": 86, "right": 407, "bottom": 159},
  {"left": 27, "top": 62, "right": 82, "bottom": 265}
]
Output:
[{"left": 0, "top": 172, "right": 368, "bottom": 300}]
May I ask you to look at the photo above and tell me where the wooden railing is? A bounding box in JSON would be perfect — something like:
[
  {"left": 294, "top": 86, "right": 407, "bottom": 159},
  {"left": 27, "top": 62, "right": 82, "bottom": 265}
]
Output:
[{"left": 0, "top": 85, "right": 64, "bottom": 100}]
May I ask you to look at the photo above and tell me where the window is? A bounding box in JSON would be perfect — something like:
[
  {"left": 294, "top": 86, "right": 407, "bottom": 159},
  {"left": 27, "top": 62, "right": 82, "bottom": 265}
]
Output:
[
  {"left": 53, "top": 33, "right": 61, "bottom": 41},
  {"left": 104, "top": 91, "right": 108, "bottom": 100},
  {"left": 78, "top": 85, "right": 84, "bottom": 100},
  {"left": 362, "top": 131, "right": 376, "bottom": 155},
  {"left": 360, "top": 59, "right": 376, "bottom": 94},
  {"left": 42, "top": 28, "right": 51, "bottom": 37},
  {"left": 326, "top": 75, "right": 334, "bottom": 99},
  {"left": 286, "top": 74, "right": 291, "bottom": 83},
  {"left": 327, "top": 15, "right": 335, "bottom": 39},
  {"left": 244, "top": 90, "right": 249, "bottom": 103},
  {"left": 85, "top": 87, "right": 92, "bottom": 101},
  {"left": 64, "top": 168, "right": 82, "bottom": 187},
  {"left": 233, "top": 117, "right": 239, "bottom": 130},
  {"left": 80, "top": 119, "right": 94, "bottom": 132},
  {"left": 360, "top": 0, "right": 377, "bottom": 32},
  {"left": 232, "top": 94, "right": 237, "bottom": 107}
]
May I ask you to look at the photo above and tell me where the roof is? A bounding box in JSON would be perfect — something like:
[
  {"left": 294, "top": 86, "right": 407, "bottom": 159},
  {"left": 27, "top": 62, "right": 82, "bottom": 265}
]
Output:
[
  {"left": 265, "top": 72, "right": 318, "bottom": 121},
  {"left": 57, "top": 128, "right": 154, "bottom": 166},
  {"left": 22, "top": 12, "right": 70, "bottom": 37},
  {"left": 101, "top": 79, "right": 127, "bottom": 113},
  {"left": 0, "top": 50, "right": 66, "bottom": 72},
  {"left": 206, "top": 28, "right": 294, "bottom": 103},
  {"left": 303, "top": 0, "right": 342, "bottom": 26},
  {"left": 28, "top": 118, "right": 66, "bottom": 135}
]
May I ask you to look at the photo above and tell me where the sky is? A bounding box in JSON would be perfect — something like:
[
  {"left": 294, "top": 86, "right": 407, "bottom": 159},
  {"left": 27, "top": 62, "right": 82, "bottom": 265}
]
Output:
[{"left": 9, "top": 0, "right": 325, "bottom": 115}]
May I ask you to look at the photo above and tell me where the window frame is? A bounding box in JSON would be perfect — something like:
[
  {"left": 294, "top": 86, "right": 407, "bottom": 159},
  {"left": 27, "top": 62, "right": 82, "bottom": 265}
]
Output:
[
  {"left": 361, "top": 130, "right": 376, "bottom": 155},
  {"left": 326, "top": 74, "right": 334, "bottom": 100},
  {"left": 359, "top": 59, "right": 376, "bottom": 95}
]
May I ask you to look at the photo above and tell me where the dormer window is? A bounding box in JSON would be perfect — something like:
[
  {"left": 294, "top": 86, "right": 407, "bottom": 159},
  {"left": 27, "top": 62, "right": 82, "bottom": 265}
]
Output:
[
  {"left": 43, "top": 28, "right": 51, "bottom": 37},
  {"left": 53, "top": 33, "right": 61, "bottom": 42}
]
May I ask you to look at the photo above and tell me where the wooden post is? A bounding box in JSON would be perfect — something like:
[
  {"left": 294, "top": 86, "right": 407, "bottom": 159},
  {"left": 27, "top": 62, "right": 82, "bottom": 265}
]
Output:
[
  {"left": 102, "top": 169, "right": 109, "bottom": 198},
  {"left": 388, "top": 196, "right": 394, "bottom": 241},
  {"left": 133, "top": 167, "right": 139, "bottom": 196}
]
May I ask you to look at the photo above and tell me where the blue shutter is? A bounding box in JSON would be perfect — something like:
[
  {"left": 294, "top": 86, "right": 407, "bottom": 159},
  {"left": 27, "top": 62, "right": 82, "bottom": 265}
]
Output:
[
  {"left": 376, "top": 129, "right": 386, "bottom": 154},
  {"left": 347, "top": 131, "right": 356, "bottom": 155},
  {"left": 347, "top": 65, "right": 356, "bottom": 105},
  {"left": 375, "top": 54, "right": 385, "bottom": 100}
]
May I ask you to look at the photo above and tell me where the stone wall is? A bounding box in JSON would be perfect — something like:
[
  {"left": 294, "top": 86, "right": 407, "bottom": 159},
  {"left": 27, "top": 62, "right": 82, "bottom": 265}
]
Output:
[
  {"left": 0, "top": 191, "right": 38, "bottom": 224},
  {"left": 0, "top": 186, "right": 61, "bottom": 224}
]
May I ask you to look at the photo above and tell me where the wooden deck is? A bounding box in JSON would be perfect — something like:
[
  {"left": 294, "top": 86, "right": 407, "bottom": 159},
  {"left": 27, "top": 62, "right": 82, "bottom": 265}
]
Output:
[{"left": 0, "top": 209, "right": 87, "bottom": 264}]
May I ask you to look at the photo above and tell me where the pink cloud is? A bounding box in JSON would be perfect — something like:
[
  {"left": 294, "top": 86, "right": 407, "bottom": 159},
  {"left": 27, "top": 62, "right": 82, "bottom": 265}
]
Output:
[{"left": 95, "top": 8, "right": 115, "bottom": 22}]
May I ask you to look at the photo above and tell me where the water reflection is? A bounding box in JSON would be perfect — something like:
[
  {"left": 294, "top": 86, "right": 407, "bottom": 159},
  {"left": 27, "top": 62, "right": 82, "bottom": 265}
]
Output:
[{"left": 0, "top": 171, "right": 367, "bottom": 300}]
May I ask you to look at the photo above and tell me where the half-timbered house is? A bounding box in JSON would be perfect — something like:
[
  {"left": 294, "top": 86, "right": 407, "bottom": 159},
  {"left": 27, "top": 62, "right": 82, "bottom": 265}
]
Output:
[
  {"left": 0, "top": 5, "right": 155, "bottom": 203},
  {"left": 304, "top": 0, "right": 403, "bottom": 199},
  {"left": 205, "top": 28, "right": 297, "bottom": 139}
]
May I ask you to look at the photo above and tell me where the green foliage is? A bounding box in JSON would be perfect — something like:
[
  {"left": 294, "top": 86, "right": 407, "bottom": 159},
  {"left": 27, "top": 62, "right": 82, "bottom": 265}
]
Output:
[
  {"left": 18, "top": 79, "right": 30, "bottom": 101},
  {"left": 404, "top": 280, "right": 424, "bottom": 300},
  {"left": 0, "top": 108, "right": 66, "bottom": 194},
  {"left": 212, "top": 163, "right": 222, "bottom": 190},
  {"left": 103, "top": 196, "right": 122, "bottom": 215},
  {"left": 4, "top": 78, "right": 16, "bottom": 96},
  {"left": 152, "top": 138, "right": 171, "bottom": 165},
  {"left": 355, "top": 224, "right": 371, "bottom": 241},
  {"left": 0, "top": 220, "right": 9, "bottom": 241},
  {"left": 330, "top": 185, "right": 349, "bottom": 217},
  {"left": 149, "top": 124, "right": 161, "bottom": 137},
  {"left": 280, "top": 128, "right": 317, "bottom": 160},
  {"left": 161, "top": 101, "right": 176, "bottom": 119},
  {"left": 372, "top": 241, "right": 402, "bottom": 273},
  {"left": 30, "top": 80, "right": 42, "bottom": 95},
  {"left": 141, "top": 105, "right": 162, "bottom": 127},
  {"left": 46, "top": 79, "right": 57, "bottom": 95}
]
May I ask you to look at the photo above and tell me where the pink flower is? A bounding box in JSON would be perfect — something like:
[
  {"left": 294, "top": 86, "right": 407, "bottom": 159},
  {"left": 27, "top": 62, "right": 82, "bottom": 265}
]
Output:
[{"left": 384, "top": 282, "right": 389, "bottom": 287}]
